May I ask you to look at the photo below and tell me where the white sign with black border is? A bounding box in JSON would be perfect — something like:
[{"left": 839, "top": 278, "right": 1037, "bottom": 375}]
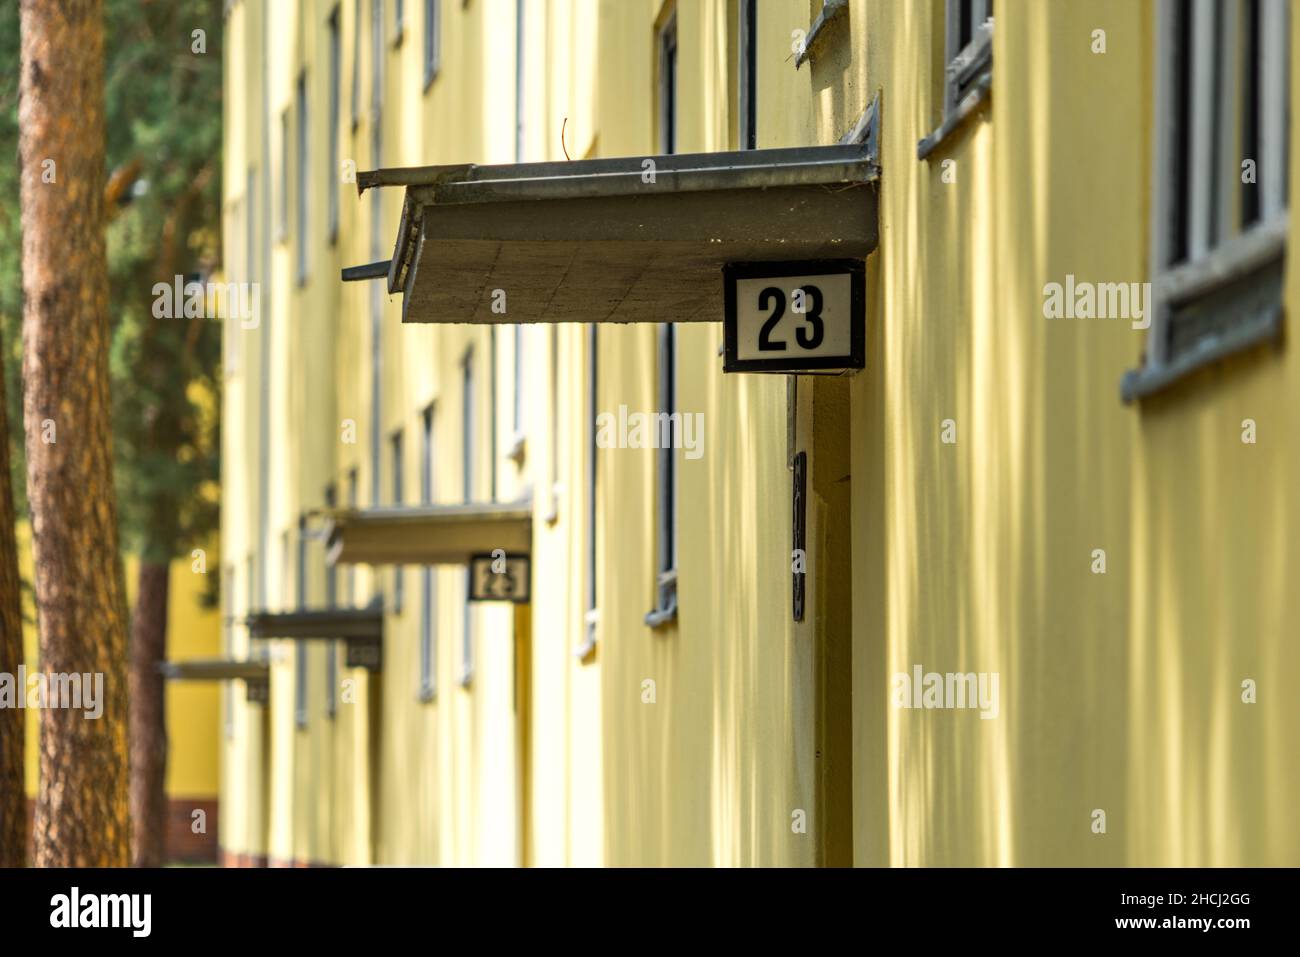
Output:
[
  {"left": 723, "top": 259, "right": 865, "bottom": 374},
  {"left": 467, "top": 552, "right": 531, "bottom": 603}
]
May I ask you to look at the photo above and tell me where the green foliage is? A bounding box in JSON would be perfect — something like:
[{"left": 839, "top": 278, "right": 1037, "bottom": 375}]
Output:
[{"left": 0, "top": 0, "right": 224, "bottom": 566}]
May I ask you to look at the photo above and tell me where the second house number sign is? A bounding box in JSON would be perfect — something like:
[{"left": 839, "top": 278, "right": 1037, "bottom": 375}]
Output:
[{"left": 722, "top": 259, "right": 866, "bottom": 374}]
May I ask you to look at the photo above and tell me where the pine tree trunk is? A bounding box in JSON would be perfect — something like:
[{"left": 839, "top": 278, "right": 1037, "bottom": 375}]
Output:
[
  {"left": 0, "top": 343, "right": 27, "bottom": 868},
  {"left": 129, "top": 561, "right": 169, "bottom": 867},
  {"left": 18, "top": 0, "right": 132, "bottom": 867}
]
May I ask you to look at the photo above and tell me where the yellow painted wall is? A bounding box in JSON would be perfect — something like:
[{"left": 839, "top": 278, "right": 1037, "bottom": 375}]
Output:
[{"left": 850, "top": 0, "right": 1299, "bottom": 866}]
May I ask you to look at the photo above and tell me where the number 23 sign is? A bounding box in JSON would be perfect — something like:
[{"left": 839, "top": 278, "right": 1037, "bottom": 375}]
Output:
[{"left": 722, "top": 260, "right": 865, "bottom": 374}]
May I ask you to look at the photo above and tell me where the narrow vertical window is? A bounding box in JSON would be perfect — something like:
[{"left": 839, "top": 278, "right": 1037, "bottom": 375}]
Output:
[
  {"left": 424, "top": 0, "right": 440, "bottom": 87},
  {"left": 461, "top": 349, "right": 475, "bottom": 685},
  {"left": 295, "top": 71, "right": 309, "bottom": 284},
  {"left": 390, "top": 429, "right": 404, "bottom": 612},
  {"left": 222, "top": 565, "right": 234, "bottom": 738},
  {"left": 328, "top": 7, "right": 341, "bottom": 243},
  {"left": 943, "top": 0, "right": 993, "bottom": 115},
  {"left": 645, "top": 325, "right": 678, "bottom": 626},
  {"left": 351, "top": 0, "right": 361, "bottom": 129},
  {"left": 514, "top": 0, "right": 525, "bottom": 157},
  {"left": 658, "top": 13, "right": 678, "bottom": 155},
  {"left": 512, "top": 326, "right": 524, "bottom": 449},
  {"left": 918, "top": 0, "right": 993, "bottom": 157},
  {"left": 738, "top": 0, "right": 757, "bottom": 150},
  {"left": 419, "top": 405, "right": 436, "bottom": 700},
  {"left": 580, "top": 325, "right": 599, "bottom": 655},
  {"left": 324, "top": 484, "right": 338, "bottom": 717},
  {"left": 394, "top": 0, "right": 405, "bottom": 42},
  {"left": 648, "top": 18, "right": 679, "bottom": 628},
  {"left": 1126, "top": 0, "right": 1290, "bottom": 400},
  {"left": 277, "top": 110, "right": 289, "bottom": 241},
  {"left": 546, "top": 325, "right": 559, "bottom": 523},
  {"left": 291, "top": 527, "right": 308, "bottom": 729},
  {"left": 245, "top": 167, "right": 256, "bottom": 283},
  {"left": 346, "top": 468, "right": 359, "bottom": 605}
]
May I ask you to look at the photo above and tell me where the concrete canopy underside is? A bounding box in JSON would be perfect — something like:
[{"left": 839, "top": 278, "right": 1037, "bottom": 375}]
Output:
[
  {"left": 323, "top": 502, "right": 534, "bottom": 566},
  {"left": 352, "top": 144, "right": 880, "bottom": 324}
]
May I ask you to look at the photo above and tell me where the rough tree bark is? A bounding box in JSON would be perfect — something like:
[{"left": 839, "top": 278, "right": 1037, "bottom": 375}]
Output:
[
  {"left": 0, "top": 344, "right": 27, "bottom": 868},
  {"left": 18, "top": 0, "right": 132, "bottom": 867},
  {"left": 129, "top": 561, "right": 168, "bottom": 867}
]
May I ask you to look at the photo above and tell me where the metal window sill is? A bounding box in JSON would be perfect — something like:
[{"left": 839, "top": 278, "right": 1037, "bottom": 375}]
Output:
[
  {"left": 574, "top": 609, "right": 599, "bottom": 661},
  {"left": 917, "top": 73, "right": 992, "bottom": 160},
  {"left": 507, "top": 431, "right": 527, "bottom": 466},
  {"left": 644, "top": 572, "right": 678, "bottom": 629},
  {"left": 1121, "top": 307, "right": 1283, "bottom": 403},
  {"left": 795, "top": 0, "right": 848, "bottom": 70}
]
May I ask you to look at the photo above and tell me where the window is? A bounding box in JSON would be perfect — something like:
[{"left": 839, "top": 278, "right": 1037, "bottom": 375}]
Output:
[
  {"left": 277, "top": 110, "right": 290, "bottom": 242},
  {"left": 1126, "top": 0, "right": 1290, "bottom": 401},
  {"left": 222, "top": 566, "right": 234, "bottom": 738},
  {"left": 461, "top": 349, "right": 475, "bottom": 685},
  {"left": 424, "top": 0, "right": 440, "bottom": 87},
  {"left": 648, "top": 23, "right": 679, "bottom": 628},
  {"left": 390, "top": 429, "right": 404, "bottom": 612},
  {"left": 510, "top": 325, "right": 525, "bottom": 460},
  {"left": 245, "top": 167, "right": 257, "bottom": 284},
  {"left": 394, "top": 0, "right": 406, "bottom": 43},
  {"left": 295, "top": 71, "right": 309, "bottom": 284},
  {"left": 580, "top": 325, "right": 599, "bottom": 655},
  {"left": 462, "top": 347, "right": 476, "bottom": 501},
  {"left": 545, "top": 325, "right": 559, "bottom": 523},
  {"left": 294, "top": 520, "right": 308, "bottom": 729},
  {"left": 328, "top": 7, "right": 341, "bottom": 243},
  {"left": 645, "top": 325, "right": 678, "bottom": 627},
  {"left": 918, "top": 0, "right": 993, "bottom": 158},
  {"left": 738, "top": 0, "right": 757, "bottom": 150},
  {"left": 225, "top": 197, "right": 244, "bottom": 375},
  {"left": 351, "top": 0, "right": 361, "bottom": 130},
  {"left": 945, "top": 0, "right": 993, "bottom": 115},
  {"left": 346, "top": 468, "right": 359, "bottom": 605},
  {"left": 324, "top": 484, "right": 338, "bottom": 717},
  {"left": 658, "top": 13, "right": 678, "bottom": 155},
  {"left": 514, "top": 0, "right": 525, "bottom": 155},
  {"left": 419, "top": 405, "right": 436, "bottom": 700}
]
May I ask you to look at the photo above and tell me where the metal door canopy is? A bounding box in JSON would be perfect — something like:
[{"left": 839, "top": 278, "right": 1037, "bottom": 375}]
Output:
[
  {"left": 245, "top": 607, "right": 384, "bottom": 641},
  {"left": 322, "top": 501, "right": 534, "bottom": 566},
  {"left": 158, "top": 658, "right": 270, "bottom": 682},
  {"left": 348, "top": 143, "right": 879, "bottom": 325}
]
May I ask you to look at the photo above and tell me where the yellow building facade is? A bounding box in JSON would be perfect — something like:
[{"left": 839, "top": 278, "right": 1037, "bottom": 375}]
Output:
[
  {"left": 219, "top": 0, "right": 1300, "bottom": 867},
  {"left": 22, "top": 527, "right": 223, "bottom": 862}
]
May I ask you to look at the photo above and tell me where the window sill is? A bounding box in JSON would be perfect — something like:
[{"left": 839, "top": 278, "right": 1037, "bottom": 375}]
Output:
[
  {"left": 458, "top": 670, "right": 473, "bottom": 689},
  {"left": 1121, "top": 305, "right": 1282, "bottom": 403},
  {"left": 544, "top": 481, "right": 561, "bottom": 526},
  {"left": 507, "top": 431, "right": 527, "bottom": 467},
  {"left": 643, "top": 570, "right": 678, "bottom": 629},
  {"left": 573, "top": 609, "right": 598, "bottom": 661},
  {"left": 418, "top": 683, "right": 436, "bottom": 704},
  {"left": 917, "top": 74, "right": 992, "bottom": 160},
  {"left": 1124, "top": 219, "right": 1287, "bottom": 403},
  {"left": 795, "top": 0, "right": 848, "bottom": 70},
  {"left": 424, "top": 67, "right": 439, "bottom": 93}
]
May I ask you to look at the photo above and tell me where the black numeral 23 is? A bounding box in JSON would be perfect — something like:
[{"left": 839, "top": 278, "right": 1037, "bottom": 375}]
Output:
[{"left": 757, "top": 285, "right": 825, "bottom": 352}]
